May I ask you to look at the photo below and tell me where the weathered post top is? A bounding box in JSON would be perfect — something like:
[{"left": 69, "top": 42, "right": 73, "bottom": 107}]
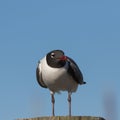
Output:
[{"left": 17, "top": 116, "right": 105, "bottom": 120}]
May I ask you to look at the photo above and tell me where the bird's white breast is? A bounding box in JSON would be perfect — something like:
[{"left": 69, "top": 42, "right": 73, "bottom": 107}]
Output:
[{"left": 40, "top": 57, "right": 78, "bottom": 93}]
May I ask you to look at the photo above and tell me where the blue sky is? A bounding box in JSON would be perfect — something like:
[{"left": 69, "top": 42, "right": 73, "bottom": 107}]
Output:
[{"left": 0, "top": 0, "right": 120, "bottom": 120}]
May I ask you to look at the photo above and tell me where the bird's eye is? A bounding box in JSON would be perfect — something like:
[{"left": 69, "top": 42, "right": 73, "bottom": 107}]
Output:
[{"left": 51, "top": 53, "right": 55, "bottom": 58}]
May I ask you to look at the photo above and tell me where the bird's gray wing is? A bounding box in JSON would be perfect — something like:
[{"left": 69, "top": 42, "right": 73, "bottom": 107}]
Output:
[
  {"left": 67, "top": 57, "right": 86, "bottom": 85},
  {"left": 36, "top": 62, "right": 47, "bottom": 88}
]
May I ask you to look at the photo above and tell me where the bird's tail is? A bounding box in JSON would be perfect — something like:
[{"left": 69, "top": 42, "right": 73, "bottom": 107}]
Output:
[
  {"left": 83, "top": 81, "right": 86, "bottom": 84},
  {"left": 80, "top": 81, "right": 86, "bottom": 85}
]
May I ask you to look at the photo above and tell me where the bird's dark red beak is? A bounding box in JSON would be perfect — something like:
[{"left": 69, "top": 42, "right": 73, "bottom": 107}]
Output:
[{"left": 59, "top": 56, "right": 67, "bottom": 61}]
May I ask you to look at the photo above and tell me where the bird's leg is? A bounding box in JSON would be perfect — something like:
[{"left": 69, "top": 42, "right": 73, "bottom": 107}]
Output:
[
  {"left": 51, "top": 92, "right": 55, "bottom": 116},
  {"left": 68, "top": 92, "right": 72, "bottom": 116}
]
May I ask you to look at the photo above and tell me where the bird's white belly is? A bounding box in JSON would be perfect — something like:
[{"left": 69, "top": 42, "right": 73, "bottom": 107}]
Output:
[{"left": 41, "top": 57, "right": 78, "bottom": 93}]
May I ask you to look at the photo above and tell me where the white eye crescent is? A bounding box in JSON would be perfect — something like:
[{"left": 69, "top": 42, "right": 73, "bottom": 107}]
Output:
[{"left": 51, "top": 53, "right": 55, "bottom": 58}]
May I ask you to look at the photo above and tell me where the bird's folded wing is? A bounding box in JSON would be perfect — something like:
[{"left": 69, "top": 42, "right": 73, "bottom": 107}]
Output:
[
  {"left": 36, "top": 63, "right": 47, "bottom": 88},
  {"left": 67, "top": 57, "right": 86, "bottom": 85}
]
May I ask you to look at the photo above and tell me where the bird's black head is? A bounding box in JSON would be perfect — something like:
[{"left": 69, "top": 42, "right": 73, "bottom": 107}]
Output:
[{"left": 46, "top": 50, "right": 67, "bottom": 68}]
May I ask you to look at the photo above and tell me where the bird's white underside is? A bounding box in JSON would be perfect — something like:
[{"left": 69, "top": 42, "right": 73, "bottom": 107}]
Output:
[{"left": 39, "top": 57, "right": 78, "bottom": 93}]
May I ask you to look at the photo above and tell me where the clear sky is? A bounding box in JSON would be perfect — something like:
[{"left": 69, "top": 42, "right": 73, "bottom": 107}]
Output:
[{"left": 0, "top": 0, "right": 120, "bottom": 120}]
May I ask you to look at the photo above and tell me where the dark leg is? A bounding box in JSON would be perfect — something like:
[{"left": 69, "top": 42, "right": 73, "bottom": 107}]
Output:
[
  {"left": 51, "top": 92, "right": 55, "bottom": 116},
  {"left": 68, "top": 92, "right": 72, "bottom": 116}
]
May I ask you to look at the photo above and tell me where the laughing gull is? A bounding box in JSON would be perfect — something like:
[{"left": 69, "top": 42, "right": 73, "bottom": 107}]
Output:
[{"left": 36, "top": 50, "right": 86, "bottom": 116}]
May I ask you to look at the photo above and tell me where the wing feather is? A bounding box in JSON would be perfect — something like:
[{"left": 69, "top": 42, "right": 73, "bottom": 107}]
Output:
[
  {"left": 67, "top": 57, "right": 86, "bottom": 85},
  {"left": 36, "top": 62, "right": 47, "bottom": 88}
]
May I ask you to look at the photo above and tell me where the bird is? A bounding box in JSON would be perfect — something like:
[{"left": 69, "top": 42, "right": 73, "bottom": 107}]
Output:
[{"left": 36, "top": 50, "right": 86, "bottom": 116}]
